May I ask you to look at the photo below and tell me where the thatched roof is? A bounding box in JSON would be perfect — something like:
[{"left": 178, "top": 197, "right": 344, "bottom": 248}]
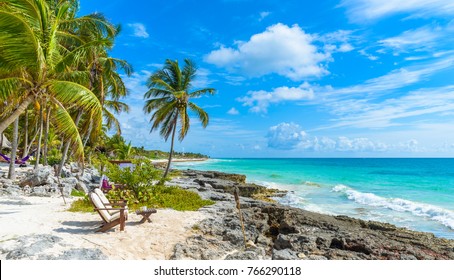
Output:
[{"left": 1, "top": 134, "right": 11, "bottom": 149}]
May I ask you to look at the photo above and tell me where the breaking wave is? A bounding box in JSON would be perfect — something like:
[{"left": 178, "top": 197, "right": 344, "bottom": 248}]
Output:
[{"left": 332, "top": 184, "right": 454, "bottom": 230}]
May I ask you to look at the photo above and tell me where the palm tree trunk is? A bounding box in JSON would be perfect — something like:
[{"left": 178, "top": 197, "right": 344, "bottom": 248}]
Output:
[
  {"left": 83, "top": 120, "right": 93, "bottom": 148},
  {"left": 43, "top": 107, "right": 51, "bottom": 165},
  {"left": 25, "top": 121, "right": 39, "bottom": 156},
  {"left": 0, "top": 95, "right": 34, "bottom": 135},
  {"left": 8, "top": 118, "right": 19, "bottom": 179},
  {"left": 34, "top": 105, "right": 44, "bottom": 169},
  {"left": 163, "top": 122, "right": 177, "bottom": 178},
  {"left": 57, "top": 110, "right": 83, "bottom": 177},
  {"left": 22, "top": 109, "right": 29, "bottom": 158}
]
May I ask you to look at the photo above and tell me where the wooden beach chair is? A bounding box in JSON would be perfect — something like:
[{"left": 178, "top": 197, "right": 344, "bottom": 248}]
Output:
[
  {"left": 89, "top": 191, "right": 127, "bottom": 232},
  {"left": 93, "top": 188, "right": 129, "bottom": 218}
]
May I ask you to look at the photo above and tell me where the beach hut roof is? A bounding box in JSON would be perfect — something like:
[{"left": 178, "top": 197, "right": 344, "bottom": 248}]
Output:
[{"left": 1, "top": 134, "right": 12, "bottom": 149}]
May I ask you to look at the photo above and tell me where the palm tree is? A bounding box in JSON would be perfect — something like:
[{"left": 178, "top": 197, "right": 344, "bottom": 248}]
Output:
[
  {"left": 143, "top": 59, "right": 216, "bottom": 178},
  {"left": 0, "top": 0, "right": 117, "bottom": 165}
]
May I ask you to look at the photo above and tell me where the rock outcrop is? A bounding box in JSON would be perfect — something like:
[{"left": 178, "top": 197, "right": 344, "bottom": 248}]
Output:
[
  {"left": 169, "top": 169, "right": 454, "bottom": 260},
  {"left": 1, "top": 164, "right": 101, "bottom": 198}
]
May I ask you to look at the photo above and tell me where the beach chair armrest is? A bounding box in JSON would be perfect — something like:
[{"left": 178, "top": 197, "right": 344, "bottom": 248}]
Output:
[
  {"left": 110, "top": 199, "right": 128, "bottom": 203},
  {"left": 94, "top": 207, "right": 126, "bottom": 211},
  {"left": 104, "top": 202, "right": 127, "bottom": 207}
]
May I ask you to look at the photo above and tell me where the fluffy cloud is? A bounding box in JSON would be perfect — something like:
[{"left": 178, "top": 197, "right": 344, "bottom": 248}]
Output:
[
  {"left": 340, "top": 0, "right": 454, "bottom": 22},
  {"left": 238, "top": 82, "right": 314, "bottom": 113},
  {"left": 205, "top": 23, "right": 330, "bottom": 81},
  {"left": 128, "top": 23, "right": 149, "bottom": 38},
  {"left": 317, "top": 30, "right": 355, "bottom": 53},
  {"left": 267, "top": 123, "right": 307, "bottom": 150}
]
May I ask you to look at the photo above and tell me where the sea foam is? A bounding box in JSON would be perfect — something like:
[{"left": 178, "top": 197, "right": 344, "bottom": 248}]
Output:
[{"left": 332, "top": 184, "right": 454, "bottom": 230}]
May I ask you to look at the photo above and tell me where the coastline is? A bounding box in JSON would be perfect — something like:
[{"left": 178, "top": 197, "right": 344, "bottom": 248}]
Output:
[
  {"left": 1, "top": 164, "right": 453, "bottom": 260},
  {"left": 167, "top": 169, "right": 454, "bottom": 260},
  {"left": 172, "top": 158, "right": 454, "bottom": 239},
  {"left": 152, "top": 158, "right": 209, "bottom": 164}
]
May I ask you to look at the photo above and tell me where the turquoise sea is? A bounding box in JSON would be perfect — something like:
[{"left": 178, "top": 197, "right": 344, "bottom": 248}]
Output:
[{"left": 173, "top": 158, "right": 454, "bottom": 239}]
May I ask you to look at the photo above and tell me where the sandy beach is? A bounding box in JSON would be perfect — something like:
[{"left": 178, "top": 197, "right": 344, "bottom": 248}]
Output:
[{"left": 0, "top": 195, "right": 206, "bottom": 260}]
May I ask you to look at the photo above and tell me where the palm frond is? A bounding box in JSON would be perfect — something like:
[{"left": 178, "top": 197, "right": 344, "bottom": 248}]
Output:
[
  {"left": 0, "top": 77, "right": 30, "bottom": 101},
  {"left": 188, "top": 102, "right": 209, "bottom": 127},
  {"left": 50, "top": 98, "right": 84, "bottom": 162},
  {"left": 189, "top": 88, "right": 216, "bottom": 98},
  {"left": 104, "top": 99, "right": 129, "bottom": 113},
  {"left": 0, "top": 11, "right": 40, "bottom": 70},
  {"left": 103, "top": 107, "right": 122, "bottom": 134}
]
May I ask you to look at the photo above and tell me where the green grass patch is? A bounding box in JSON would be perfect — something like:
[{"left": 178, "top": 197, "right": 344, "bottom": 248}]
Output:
[
  {"left": 149, "top": 185, "right": 214, "bottom": 211},
  {"left": 71, "top": 189, "right": 86, "bottom": 197},
  {"left": 68, "top": 185, "right": 214, "bottom": 213},
  {"left": 68, "top": 197, "right": 93, "bottom": 212}
]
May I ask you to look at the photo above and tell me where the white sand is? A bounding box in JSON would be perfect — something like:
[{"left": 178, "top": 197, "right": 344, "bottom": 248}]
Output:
[{"left": 0, "top": 195, "right": 206, "bottom": 259}]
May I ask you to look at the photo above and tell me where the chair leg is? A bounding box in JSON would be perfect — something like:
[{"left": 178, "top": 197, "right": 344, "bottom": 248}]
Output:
[
  {"left": 96, "top": 220, "right": 120, "bottom": 232},
  {"left": 120, "top": 209, "right": 125, "bottom": 231}
]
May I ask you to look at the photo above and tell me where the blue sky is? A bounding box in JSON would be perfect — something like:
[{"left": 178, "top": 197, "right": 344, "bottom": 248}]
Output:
[{"left": 79, "top": 0, "right": 454, "bottom": 158}]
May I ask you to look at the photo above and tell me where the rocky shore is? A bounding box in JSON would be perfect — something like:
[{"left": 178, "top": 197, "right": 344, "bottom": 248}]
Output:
[{"left": 168, "top": 169, "right": 454, "bottom": 260}]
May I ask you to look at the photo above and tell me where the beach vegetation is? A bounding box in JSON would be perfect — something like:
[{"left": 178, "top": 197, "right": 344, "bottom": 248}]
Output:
[
  {"left": 84, "top": 159, "right": 214, "bottom": 211},
  {"left": 71, "top": 189, "right": 86, "bottom": 197},
  {"left": 68, "top": 196, "right": 93, "bottom": 213},
  {"left": 143, "top": 59, "right": 216, "bottom": 178},
  {"left": 69, "top": 184, "right": 213, "bottom": 212}
]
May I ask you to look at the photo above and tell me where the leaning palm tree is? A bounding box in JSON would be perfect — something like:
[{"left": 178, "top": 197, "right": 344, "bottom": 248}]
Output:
[{"left": 144, "top": 59, "right": 216, "bottom": 178}]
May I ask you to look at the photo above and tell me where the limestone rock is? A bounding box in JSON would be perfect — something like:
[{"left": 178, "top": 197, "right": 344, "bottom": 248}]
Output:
[
  {"left": 19, "top": 166, "right": 53, "bottom": 187},
  {"left": 47, "top": 248, "right": 107, "bottom": 260},
  {"left": 75, "top": 181, "right": 88, "bottom": 194},
  {"left": 272, "top": 249, "right": 299, "bottom": 260}
]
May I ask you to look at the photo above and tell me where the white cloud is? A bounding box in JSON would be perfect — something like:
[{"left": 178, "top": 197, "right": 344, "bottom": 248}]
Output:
[
  {"left": 331, "top": 56, "right": 454, "bottom": 96},
  {"left": 238, "top": 82, "right": 315, "bottom": 113},
  {"left": 205, "top": 23, "right": 330, "bottom": 81},
  {"left": 127, "top": 23, "right": 149, "bottom": 38},
  {"left": 397, "top": 139, "right": 420, "bottom": 152},
  {"left": 191, "top": 68, "right": 214, "bottom": 88},
  {"left": 266, "top": 123, "right": 422, "bottom": 153},
  {"left": 340, "top": 0, "right": 454, "bottom": 22},
  {"left": 227, "top": 107, "right": 239, "bottom": 115},
  {"left": 317, "top": 30, "right": 356, "bottom": 53},
  {"left": 267, "top": 123, "right": 307, "bottom": 150},
  {"left": 120, "top": 70, "right": 151, "bottom": 101},
  {"left": 379, "top": 26, "right": 444, "bottom": 54},
  {"left": 259, "top": 11, "right": 271, "bottom": 21},
  {"left": 319, "top": 85, "right": 454, "bottom": 130},
  {"left": 359, "top": 49, "right": 379, "bottom": 61}
]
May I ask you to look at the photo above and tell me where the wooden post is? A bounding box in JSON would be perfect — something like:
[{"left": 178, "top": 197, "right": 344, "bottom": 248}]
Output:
[
  {"left": 234, "top": 186, "right": 247, "bottom": 248},
  {"left": 56, "top": 176, "right": 66, "bottom": 205}
]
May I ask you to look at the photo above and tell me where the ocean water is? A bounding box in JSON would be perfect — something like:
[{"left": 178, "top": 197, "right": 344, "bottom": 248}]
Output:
[{"left": 173, "top": 158, "right": 454, "bottom": 239}]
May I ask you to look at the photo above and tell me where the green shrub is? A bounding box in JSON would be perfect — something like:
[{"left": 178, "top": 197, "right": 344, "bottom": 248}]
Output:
[
  {"left": 105, "top": 159, "right": 162, "bottom": 196},
  {"left": 106, "top": 184, "right": 214, "bottom": 211},
  {"left": 68, "top": 197, "right": 93, "bottom": 212},
  {"left": 148, "top": 185, "right": 214, "bottom": 211}
]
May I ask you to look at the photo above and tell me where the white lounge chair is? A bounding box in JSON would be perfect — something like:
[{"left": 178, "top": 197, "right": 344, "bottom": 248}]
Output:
[
  {"left": 93, "top": 188, "right": 129, "bottom": 218},
  {"left": 89, "top": 191, "right": 127, "bottom": 232}
]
